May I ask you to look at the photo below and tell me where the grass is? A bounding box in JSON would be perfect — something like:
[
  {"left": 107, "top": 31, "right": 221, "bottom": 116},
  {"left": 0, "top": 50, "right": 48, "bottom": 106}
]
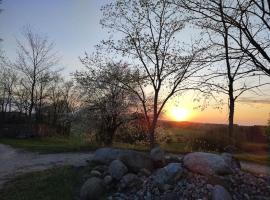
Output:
[
  {"left": 0, "top": 135, "right": 99, "bottom": 153},
  {"left": 0, "top": 135, "right": 269, "bottom": 166},
  {"left": 0, "top": 166, "right": 85, "bottom": 200},
  {"left": 234, "top": 153, "right": 270, "bottom": 165}
]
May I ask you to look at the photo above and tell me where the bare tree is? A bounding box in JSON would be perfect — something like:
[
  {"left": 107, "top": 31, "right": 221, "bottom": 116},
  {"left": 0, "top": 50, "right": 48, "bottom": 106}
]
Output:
[
  {"left": 100, "top": 0, "right": 205, "bottom": 148},
  {"left": 14, "top": 27, "right": 59, "bottom": 119},
  {"left": 0, "top": 55, "right": 18, "bottom": 119},
  {"left": 177, "top": 0, "right": 269, "bottom": 138}
]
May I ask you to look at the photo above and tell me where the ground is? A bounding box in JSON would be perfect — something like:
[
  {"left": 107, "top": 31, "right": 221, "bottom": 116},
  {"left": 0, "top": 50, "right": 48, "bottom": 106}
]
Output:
[
  {"left": 0, "top": 143, "right": 93, "bottom": 189},
  {"left": 0, "top": 135, "right": 269, "bottom": 200}
]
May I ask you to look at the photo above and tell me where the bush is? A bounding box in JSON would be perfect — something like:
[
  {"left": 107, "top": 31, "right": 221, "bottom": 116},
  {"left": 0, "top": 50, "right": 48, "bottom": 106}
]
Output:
[
  {"left": 115, "top": 118, "right": 148, "bottom": 145},
  {"left": 185, "top": 126, "right": 247, "bottom": 152}
]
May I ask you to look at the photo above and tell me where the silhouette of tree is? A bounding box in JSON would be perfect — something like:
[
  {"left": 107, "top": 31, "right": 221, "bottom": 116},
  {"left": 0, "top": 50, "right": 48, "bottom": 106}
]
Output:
[
  {"left": 75, "top": 58, "right": 138, "bottom": 145},
  {"left": 13, "top": 27, "right": 59, "bottom": 120},
  {"left": 100, "top": 0, "right": 205, "bottom": 148},
  {"left": 178, "top": 0, "right": 269, "bottom": 138}
]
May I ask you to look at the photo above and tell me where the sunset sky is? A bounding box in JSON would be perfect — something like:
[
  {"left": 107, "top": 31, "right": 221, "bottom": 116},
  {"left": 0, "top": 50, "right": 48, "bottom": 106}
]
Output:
[{"left": 1, "top": 0, "right": 269, "bottom": 125}]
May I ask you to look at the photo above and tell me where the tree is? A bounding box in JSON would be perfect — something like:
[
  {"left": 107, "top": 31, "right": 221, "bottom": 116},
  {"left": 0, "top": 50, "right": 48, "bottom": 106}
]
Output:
[
  {"left": 100, "top": 0, "right": 205, "bottom": 148},
  {"left": 0, "top": 55, "right": 18, "bottom": 119},
  {"left": 222, "top": 0, "right": 270, "bottom": 76},
  {"left": 75, "top": 59, "right": 138, "bottom": 145},
  {"left": 266, "top": 114, "right": 270, "bottom": 141},
  {"left": 179, "top": 0, "right": 269, "bottom": 138},
  {"left": 179, "top": 0, "right": 270, "bottom": 76},
  {"left": 13, "top": 27, "right": 59, "bottom": 120}
]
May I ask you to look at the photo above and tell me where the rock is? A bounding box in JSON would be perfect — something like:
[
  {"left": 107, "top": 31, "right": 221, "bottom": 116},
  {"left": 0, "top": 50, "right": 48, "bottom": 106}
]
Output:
[
  {"left": 207, "top": 175, "right": 230, "bottom": 189},
  {"left": 93, "top": 165, "right": 108, "bottom": 173},
  {"left": 92, "top": 148, "right": 124, "bottom": 164},
  {"left": 153, "top": 163, "right": 183, "bottom": 185},
  {"left": 224, "top": 145, "right": 238, "bottom": 153},
  {"left": 109, "top": 159, "right": 128, "bottom": 180},
  {"left": 80, "top": 177, "right": 104, "bottom": 200},
  {"left": 90, "top": 170, "right": 102, "bottom": 177},
  {"left": 221, "top": 153, "right": 241, "bottom": 170},
  {"left": 207, "top": 184, "right": 214, "bottom": 190},
  {"left": 139, "top": 168, "right": 151, "bottom": 177},
  {"left": 150, "top": 146, "right": 166, "bottom": 168},
  {"left": 183, "top": 152, "right": 233, "bottom": 176},
  {"left": 104, "top": 175, "right": 113, "bottom": 185},
  {"left": 120, "top": 173, "right": 142, "bottom": 189},
  {"left": 93, "top": 148, "right": 153, "bottom": 173},
  {"left": 212, "top": 185, "right": 232, "bottom": 200},
  {"left": 165, "top": 154, "right": 182, "bottom": 164},
  {"left": 119, "top": 151, "right": 153, "bottom": 173}
]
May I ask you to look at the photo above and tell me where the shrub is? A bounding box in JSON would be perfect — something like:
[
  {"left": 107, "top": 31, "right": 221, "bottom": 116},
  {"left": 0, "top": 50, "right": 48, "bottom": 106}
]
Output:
[
  {"left": 185, "top": 126, "right": 247, "bottom": 152},
  {"left": 115, "top": 118, "right": 148, "bottom": 145}
]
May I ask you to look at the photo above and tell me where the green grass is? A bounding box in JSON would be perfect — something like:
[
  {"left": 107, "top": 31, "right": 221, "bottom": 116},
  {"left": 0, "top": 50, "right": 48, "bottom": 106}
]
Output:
[
  {"left": 0, "top": 135, "right": 99, "bottom": 153},
  {"left": 0, "top": 166, "right": 85, "bottom": 200}
]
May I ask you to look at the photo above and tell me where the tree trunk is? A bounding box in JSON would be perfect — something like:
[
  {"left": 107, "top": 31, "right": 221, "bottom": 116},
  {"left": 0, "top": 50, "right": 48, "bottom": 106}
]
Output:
[
  {"left": 149, "top": 115, "right": 158, "bottom": 149},
  {"left": 228, "top": 83, "right": 235, "bottom": 139}
]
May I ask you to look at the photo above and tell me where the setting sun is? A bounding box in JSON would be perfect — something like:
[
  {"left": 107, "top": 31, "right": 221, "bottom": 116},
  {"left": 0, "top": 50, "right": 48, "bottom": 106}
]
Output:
[{"left": 170, "top": 107, "right": 189, "bottom": 121}]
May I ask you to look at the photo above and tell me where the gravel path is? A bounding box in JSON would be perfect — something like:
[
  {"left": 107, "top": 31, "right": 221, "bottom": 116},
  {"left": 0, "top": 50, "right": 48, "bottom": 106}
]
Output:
[{"left": 0, "top": 144, "right": 94, "bottom": 189}]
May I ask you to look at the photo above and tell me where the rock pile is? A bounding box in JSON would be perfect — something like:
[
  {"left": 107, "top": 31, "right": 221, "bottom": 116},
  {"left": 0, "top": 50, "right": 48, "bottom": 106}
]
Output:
[{"left": 80, "top": 147, "right": 270, "bottom": 200}]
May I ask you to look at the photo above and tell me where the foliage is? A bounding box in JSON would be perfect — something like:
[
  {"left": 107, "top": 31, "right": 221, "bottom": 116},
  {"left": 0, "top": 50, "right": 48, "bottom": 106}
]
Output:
[
  {"left": 75, "top": 60, "right": 139, "bottom": 145},
  {"left": 115, "top": 117, "right": 148, "bottom": 145}
]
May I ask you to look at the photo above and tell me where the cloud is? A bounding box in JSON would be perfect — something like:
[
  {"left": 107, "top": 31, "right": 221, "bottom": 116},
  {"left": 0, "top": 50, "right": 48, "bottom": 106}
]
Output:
[{"left": 238, "top": 97, "right": 270, "bottom": 104}]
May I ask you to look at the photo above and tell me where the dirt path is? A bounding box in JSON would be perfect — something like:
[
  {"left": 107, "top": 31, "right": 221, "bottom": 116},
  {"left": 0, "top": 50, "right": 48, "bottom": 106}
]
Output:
[
  {"left": 0, "top": 144, "right": 94, "bottom": 189},
  {"left": 240, "top": 161, "right": 270, "bottom": 176}
]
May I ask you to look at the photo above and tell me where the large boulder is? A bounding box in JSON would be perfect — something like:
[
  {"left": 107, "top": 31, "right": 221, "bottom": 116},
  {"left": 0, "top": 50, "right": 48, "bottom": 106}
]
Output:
[
  {"left": 80, "top": 177, "right": 104, "bottom": 200},
  {"left": 153, "top": 163, "right": 183, "bottom": 185},
  {"left": 212, "top": 185, "right": 232, "bottom": 200},
  {"left": 221, "top": 153, "right": 241, "bottom": 170},
  {"left": 150, "top": 146, "right": 166, "bottom": 168},
  {"left": 120, "top": 173, "right": 142, "bottom": 190},
  {"left": 109, "top": 159, "right": 128, "bottom": 180},
  {"left": 119, "top": 151, "right": 153, "bottom": 173},
  {"left": 92, "top": 148, "right": 124, "bottom": 164},
  {"left": 183, "top": 152, "right": 233, "bottom": 176}
]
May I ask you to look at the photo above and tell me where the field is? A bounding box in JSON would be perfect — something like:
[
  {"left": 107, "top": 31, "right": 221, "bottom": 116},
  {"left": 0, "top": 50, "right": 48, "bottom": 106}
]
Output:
[{"left": 0, "top": 121, "right": 269, "bottom": 165}]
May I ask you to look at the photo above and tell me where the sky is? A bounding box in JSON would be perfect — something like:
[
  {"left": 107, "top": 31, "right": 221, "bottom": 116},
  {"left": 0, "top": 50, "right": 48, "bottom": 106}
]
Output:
[{"left": 0, "top": 0, "right": 270, "bottom": 125}]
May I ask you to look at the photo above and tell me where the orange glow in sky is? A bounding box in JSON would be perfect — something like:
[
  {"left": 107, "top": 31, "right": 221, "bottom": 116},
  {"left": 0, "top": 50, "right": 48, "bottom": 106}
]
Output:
[{"left": 163, "top": 93, "right": 270, "bottom": 125}]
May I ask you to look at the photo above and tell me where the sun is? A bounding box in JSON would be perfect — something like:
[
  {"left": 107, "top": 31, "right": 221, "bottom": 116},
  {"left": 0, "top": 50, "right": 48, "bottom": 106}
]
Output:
[{"left": 170, "top": 107, "right": 189, "bottom": 121}]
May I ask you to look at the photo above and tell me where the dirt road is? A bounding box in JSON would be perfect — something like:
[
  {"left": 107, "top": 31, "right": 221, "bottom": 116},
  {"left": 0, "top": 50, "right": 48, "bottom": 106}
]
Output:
[{"left": 0, "top": 144, "right": 93, "bottom": 189}]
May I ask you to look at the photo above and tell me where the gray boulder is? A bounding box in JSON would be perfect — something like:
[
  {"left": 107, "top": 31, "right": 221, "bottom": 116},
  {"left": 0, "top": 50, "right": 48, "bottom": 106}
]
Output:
[
  {"left": 93, "top": 148, "right": 153, "bottom": 173},
  {"left": 150, "top": 146, "right": 166, "bottom": 168},
  {"left": 90, "top": 170, "right": 102, "bottom": 177},
  {"left": 153, "top": 163, "right": 183, "bottom": 185},
  {"left": 120, "top": 173, "right": 142, "bottom": 189},
  {"left": 109, "top": 159, "right": 128, "bottom": 180},
  {"left": 221, "top": 153, "right": 241, "bottom": 169},
  {"left": 119, "top": 151, "right": 153, "bottom": 173},
  {"left": 80, "top": 177, "right": 104, "bottom": 200},
  {"left": 103, "top": 175, "right": 113, "bottom": 185},
  {"left": 212, "top": 185, "right": 232, "bottom": 200},
  {"left": 92, "top": 148, "right": 124, "bottom": 164},
  {"left": 183, "top": 152, "right": 233, "bottom": 176}
]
